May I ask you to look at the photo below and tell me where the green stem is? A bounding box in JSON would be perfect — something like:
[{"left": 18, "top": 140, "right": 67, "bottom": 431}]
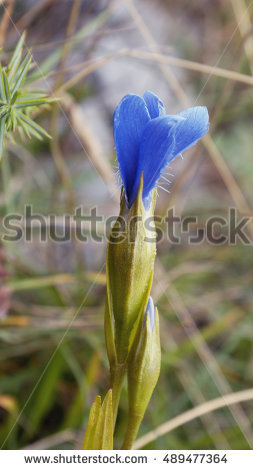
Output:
[
  {"left": 1, "top": 150, "right": 13, "bottom": 214},
  {"left": 110, "top": 364, "right": 126, "bottom": 427},
  {"left": 121, "top": 413, "right": 142, "bottom": 450}
]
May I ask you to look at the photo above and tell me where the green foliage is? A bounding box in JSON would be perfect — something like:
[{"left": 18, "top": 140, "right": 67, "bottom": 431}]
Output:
[
  {"left": 82, "top": 390, "right": 113, "bottom": 450},
  {"left": 0, "top": 33, "right": 56, "bottom": 160},
  {"left": 25, "top": 349, "right": 66, "bottom": 437}
]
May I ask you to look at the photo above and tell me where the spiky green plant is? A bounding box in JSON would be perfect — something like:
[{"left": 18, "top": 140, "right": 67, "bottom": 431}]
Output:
[{"left": 0, "top": 32, "right": 56, "bottom": 161}]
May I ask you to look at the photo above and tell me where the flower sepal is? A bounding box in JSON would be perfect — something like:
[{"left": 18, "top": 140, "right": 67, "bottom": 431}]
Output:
[{"left": 105, "top": 175, "right": 157, "bottom": 367}]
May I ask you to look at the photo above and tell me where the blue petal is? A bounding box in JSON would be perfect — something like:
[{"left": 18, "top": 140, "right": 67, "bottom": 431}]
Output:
[
  {"left": 144, "top": 296, "right": 155, "bottom": 331},
  {"left": 131, "top": 115, "right": 183, "bottom": 205},
  {"left": 113, "top": 94, "right": 150, "bottom": 206},
  {"left": 169, "top": 106, "right": 209, "bottom": 158},
  {"left": 143, "top": 90, "right": 166, "bottom": 119}
]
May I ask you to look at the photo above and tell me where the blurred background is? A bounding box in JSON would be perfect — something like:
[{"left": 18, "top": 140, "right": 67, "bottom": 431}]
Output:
[{"left": 0, "top": 0, "right": 253, "bottom": 450}]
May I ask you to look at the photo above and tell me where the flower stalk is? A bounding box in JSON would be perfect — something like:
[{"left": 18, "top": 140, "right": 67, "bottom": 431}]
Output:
[{"left": 105, "top": 175, "right": 157, "bottom": 424}]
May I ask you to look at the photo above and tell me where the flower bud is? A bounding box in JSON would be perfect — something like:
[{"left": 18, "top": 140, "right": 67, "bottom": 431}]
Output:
[
  {"left": 122, "top": 297, "right": 161, "bottom": 449},
  {"left": 105, "top": 175, "right": 157, "bottom": 366}
]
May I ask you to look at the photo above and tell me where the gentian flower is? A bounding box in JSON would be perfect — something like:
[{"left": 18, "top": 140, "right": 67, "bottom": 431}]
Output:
[{"left": 113, "top": 91, "right": 209, "bottom": 208}]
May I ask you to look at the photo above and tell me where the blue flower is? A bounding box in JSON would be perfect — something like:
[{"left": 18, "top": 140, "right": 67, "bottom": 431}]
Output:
[{"left": 113, "top": 91, "right": 209, "bottom": 208}]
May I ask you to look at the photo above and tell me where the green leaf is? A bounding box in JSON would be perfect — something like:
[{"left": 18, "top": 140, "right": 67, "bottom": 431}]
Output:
[
  {"left": 16, "top": 111, "right": 51, "bottom": 139},
  {"left": 25, "top": 68, "right": 53, "bottom": 84},
  {"left": 10, "top": 91, "right": 19, "bottom": 105},
  {"left": 92, "top": 389, "right": 113, "bottom": 450},
  {"left": 82, "top": 390, "right": 113, "bottom": 450},
  {"left": 24, "top": 126, "right": 43, "bottom": 141},
  {"left": 104, "top": 296, "right": 117, "bottom": 368},
  {"left": 2, "top": 71, "right": 11, "bottom": 102},
  {"left": 8, "top": 32, "right": 26, "bottom": 70},
  {"left": 0, "top": 115, "right": 6, "bottom": 161},
  {"left": 18, "top": 91, "right": 50, "bottom": 98},
  {"left": 15, "top": 113, "right": 32, "bottom": 139},
  {"left": 0, "top": 65, "right": 6, "bottom": 101},
  {"left": 8, "top": 50, "right": 22, "bottom": 83},
  {"left": 82, "top": 396, "right": 101, "bottom": 450},
  {"left": 5, "top": 111, "right": 16, "bottom": 132},
  {"left": 17, "top": 124, "right": 25, "bottom": 141},
  {"left": 16, "top": 113, "right": 43, "bottom": 141},
  {"left": 0, "top": 106, "right": 8, "bottom": 118},
  {"left": 0, "top": 34, "right": 55, "bottom": 146},
  {"left": 11, "top": 52, "right": 32, "bottom": 96},
  {"left": 14, "top": 97, "right": 56, "bottom": 108}
]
